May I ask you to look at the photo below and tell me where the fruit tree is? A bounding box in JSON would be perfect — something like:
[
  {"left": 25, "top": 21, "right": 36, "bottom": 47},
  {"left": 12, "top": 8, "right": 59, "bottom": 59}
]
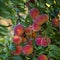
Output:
[{"left": 0, "top": 0, "right": 60, "bottom": 60}]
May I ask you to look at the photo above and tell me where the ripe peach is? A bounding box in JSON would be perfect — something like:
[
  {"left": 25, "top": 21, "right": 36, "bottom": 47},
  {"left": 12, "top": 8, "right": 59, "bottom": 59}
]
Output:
[
  {"left": 23, "top": 44, "right": 33, "bottom": 55},
  {"left": 25, "top": 27, "right": 32, "bottom": 36},
  {"left": 14, "top": 24, "right": 24, "bottom": 36},
  {"left": 28, "top": 40, "right": 33, "bottom": 45},
  {"left": 38, "top": 54, "right": 48, "bottom": 60},
  {"left": 42, "top": 14, "right": 49, "bottom": 22},
  {"left": 36, "top": 37, "right": 51, "bottom": 47},
  {"left": 29, "top": 8, "right": 39, "bottom": 19},
  {"left": 32, "top": 23, "right": 41, "bottom": 32},
  {"left": 11, "top": 46, "right": 22, "bottom": 55},
  {"left": 41, "top": 38, "right": 51, "bottom": 47},
  {"left": 13, "top": 35, "right": 22, "bottom": 45},
  {"left": 52, "top": 18, "right": 59, "bottom": 27},
  {"left": 35, "top": 36, "right": 42, "bottom": 46},
  {"left": 41, "top": 38, "right": 48, "bottom": 47},
  {"left": 34, "top": 14, "right": 49, "bottom": 25}
]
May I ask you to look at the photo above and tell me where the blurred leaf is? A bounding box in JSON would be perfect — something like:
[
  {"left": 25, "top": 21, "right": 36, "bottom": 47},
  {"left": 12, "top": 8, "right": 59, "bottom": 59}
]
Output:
[
  {"left": 55, "top": 0, "right": 60, "bottom": 7},
  {"left": 48, "top": 45, "right": 60, "bottom": 59},
  {"left": 12, "top": 56, "right": 22, "bottom": 60},
  {"left": 46, "top": 0, "right": 54, "bottom": 5},
  {"left": 0, "top": 54, "right": 5, "bottom": 58},
  {"left": 33, "top": 56, "right": 37, "bottom": 60},
  {"left": 49, "top": 45, "right": 60, "bottom": 51},
  {"left": 38, "top": 0, "right": 46, "bottom": 8},
  {"left": 9, "top": 44, "right": 16, "bottom": 51}
]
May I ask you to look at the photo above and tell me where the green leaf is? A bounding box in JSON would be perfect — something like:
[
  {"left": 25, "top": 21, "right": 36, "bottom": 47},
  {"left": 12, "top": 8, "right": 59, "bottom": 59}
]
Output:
[
  {"left": 36, "top": 46, "right": 43, "bottom": 51},
  {"left": 49, "top": 45, "right": 60, "bottom": 51},
  {"left": 48, "top": 51, "right": 58, "bottom": 59},
  {"left": 38, "top": 0, "right": 46, "bottom": 8},
  {"left": 56, "top": 41, "right": 60, "bottom": 46},
  {"left": 46, "top": 0, "right": 54, "bottom": 5},
  {"left": 55, "top": 0, "right": 60, "bottom": 7},
  {"left": 33, "top": 56, "right": 37, "bottom": 60},
  {"left": 12, "top": 56, "right": 22, "bottom": 60},
  {"left": 0, "top": 54, "right": 5, "bottom": 58},
  {"left": 9, "top": 44, "right": 16, "bottom": 51},
  {"left": 48, "top": 45, "right": 60, "bottom": 59}
]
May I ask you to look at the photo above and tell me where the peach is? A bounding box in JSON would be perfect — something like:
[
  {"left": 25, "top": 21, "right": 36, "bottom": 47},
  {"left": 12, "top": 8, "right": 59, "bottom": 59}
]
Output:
[
  {"left": 42, "top": 14, "right": 49, "bottom": 22},
  {"left": 36, "top": 37, "right": 51, "bottom": 47},
  {"left": 34, "top": 14, "right": 49, "bottom": 25},
  {"left": 11, "top": 46, "right": 22, "bottom": 55},
  {"left": 23, "top": 44, "right": 33, "bottom": 55},
  {"left": 35, "top": 36, "right": 42, "bottom": 46},
  {"left": 29, "top": 8, "right": 39, "bottom": 19},
  {"left": 41, "top": 38, "right": 51, "bottom": 47},
  {"left": 38, "top": 54, "right": 48, "bottom": 60},
  {"left": 32, "top": 23, "right": 41, "bottom": 32},
  {"left": 52, "top": 18, "right": 59, "bottom": 27},
  {"left": 13, "top": 35, "right": 22, "bottom": 45},
  {"left": 28, "top": 40, "right": 33, "bottom": 45},
  {"left": 41, "top": 38, "right": 48, "bottom": 47},
  {"left": 25, "top": 27, "right": 32, "bottom": 36},
  {"left": 14, "top": 24, "right": 24, "bottom": 36}
]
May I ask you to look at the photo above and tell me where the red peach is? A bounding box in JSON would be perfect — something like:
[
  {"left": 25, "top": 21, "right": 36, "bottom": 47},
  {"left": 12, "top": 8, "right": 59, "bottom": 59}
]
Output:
[
  {"left": 42, "top": 14, "right": 49, "bottom": 22},
  {"left": 34, "top": 14, "right": 49, "bottom": 25},
  {"left": 13, "top": 35, "right": 22, "bottom": 45},
  {"left": 23, "top": 44, "right": 33, "bottom": 55},
  {"left": 29, "top": 8, "right": 39, "bottom": 19},
  {"left": 41, "top": 38, "right": 48, "bottom": 47},
  {"left": 11, "top": 46, "right": 22, "bottom": 55},
  {"left": 25, "top": 27, "right": 32, "bottom": 36},
  {"left": 41, "top": 38, "right": 51, "bottom": 47},
  {"left": 36, "top": 37, "right": 51, "bottom": 47},
  {"left": 28, "top": 40, "right": 33, "bottom": 45},
  {"left": 52, "top": 18, "right": 59, "bottom": 27},
  {"left": 14, "top": 24, "right": 24, "bottom": 36},
  {"left": 32, "top": 23, "right": 41, "bottom": 32},
  {"left": 34, "top": 15, "right": 45, "bottom": 25},
  {"left": 35, "top": 36, "right": 42, "bottom": 46},
  {"left": 38, "top": 54, "right": 48, "bottom": 60}
]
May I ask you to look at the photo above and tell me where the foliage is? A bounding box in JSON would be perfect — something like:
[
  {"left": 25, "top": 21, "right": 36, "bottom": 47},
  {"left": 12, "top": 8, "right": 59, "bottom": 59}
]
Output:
[{"left": 0, "top": 0, "right": 60, "bottom": 60}]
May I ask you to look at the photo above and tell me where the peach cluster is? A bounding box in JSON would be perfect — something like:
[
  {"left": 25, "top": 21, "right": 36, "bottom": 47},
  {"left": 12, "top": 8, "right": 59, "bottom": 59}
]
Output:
[
  {"left": 29, "top": 8, "right": 49, "bottom": 32},
  {"left": 36, "top": 36, "right": 51, "bottom": 47},
  {"left": 10, "top": 8, "right": 51, "bottom": 59},
  {"left": 11, "top": 24, "right": 34, "bottom": 55}
]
